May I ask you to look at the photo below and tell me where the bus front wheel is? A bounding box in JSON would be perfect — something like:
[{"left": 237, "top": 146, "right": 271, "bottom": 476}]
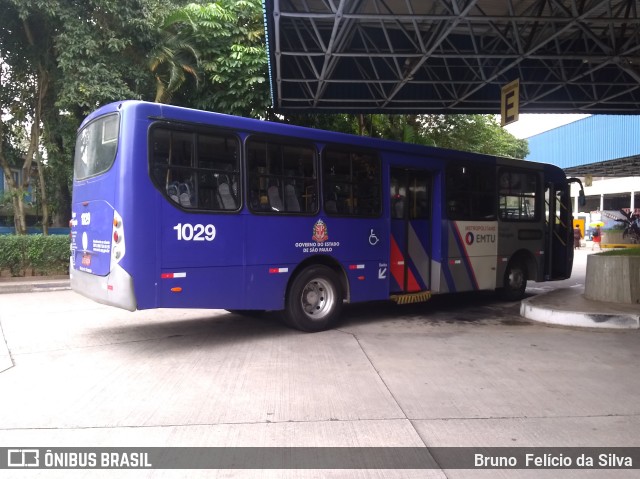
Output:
[
  {"left": 499, "top": 259, "right": 527, "bottom": 301},
  {"left": 284, "top": 265, "right": 343, "bottom": 332}
]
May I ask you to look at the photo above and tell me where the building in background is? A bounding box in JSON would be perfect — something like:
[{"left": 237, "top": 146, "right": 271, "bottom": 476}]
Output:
[
  {"left": 0, "top": 166, "right": 36, "bottom": 227},
  {"left": 526, "top": 115, "right": 640, "bottom": 228}
]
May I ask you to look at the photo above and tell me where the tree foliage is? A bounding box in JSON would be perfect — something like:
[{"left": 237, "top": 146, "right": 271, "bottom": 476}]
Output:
[
  {"left": 419, "top": 115, "right": 529, "bottom": 158},
  {"left": 169, "top": 0, "right": 270, "bottom": 117},
  {"left": 0, "top": 0, "right": 183, "bottom": 230},
  {"left": 149, "top": 9, "right": 200, "bottom": 104},
  {"left": 0, "top": 0, "right": 55, "bottom": 232},
  {"left": 287, "top": 113, "right": 529, "bottom": 159},
  {"left": 53, "top": 0, "right": 176, "bottom": 113}
]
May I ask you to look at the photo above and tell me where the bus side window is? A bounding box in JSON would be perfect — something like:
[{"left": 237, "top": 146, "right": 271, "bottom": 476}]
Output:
[
  {"left": 446, "top": 165, "right": 496, "bottom": 221},
  {"left": 149, "top": 127, "right": 240, "bottom": 211},
  {"left": 498, "top": 170, "right": 538, "bottom": 221},
  {"left": 322, "top": 148, "right": 381, "bottom": 217},
  {"left": 247, "top": 138, "right": 317, "bottom": 214}
]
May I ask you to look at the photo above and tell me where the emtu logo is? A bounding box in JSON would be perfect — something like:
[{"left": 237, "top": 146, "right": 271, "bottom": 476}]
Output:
[
  {"left": 8, "top": 449, "right": 39, "bottom": 467},
  {"left": 465, "top": 232, "right": 475, "bottom": 245}
]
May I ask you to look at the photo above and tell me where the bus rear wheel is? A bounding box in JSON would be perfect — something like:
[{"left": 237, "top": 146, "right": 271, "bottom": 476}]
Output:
[
  {"left": 284, "top": 265, "right": 343, "bottom": 332},
  {"left": 499, "top": 259, "right": 527, "bottom": 301}
]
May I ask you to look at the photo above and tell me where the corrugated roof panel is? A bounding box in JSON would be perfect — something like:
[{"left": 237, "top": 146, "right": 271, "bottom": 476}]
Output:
[{"left": 526, "top": 115, "right": 640, "bottom": 169}]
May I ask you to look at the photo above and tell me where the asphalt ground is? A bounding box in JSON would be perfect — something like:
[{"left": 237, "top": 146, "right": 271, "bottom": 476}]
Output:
[{"left": 0, "top": 249, "right": 638, "bottom": 478}]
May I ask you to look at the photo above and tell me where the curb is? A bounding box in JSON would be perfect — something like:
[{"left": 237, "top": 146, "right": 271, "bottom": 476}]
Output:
[
  {"left": 0, "top": 281, "right": 71, "bottom": 295},
  {"left": 520, "top": 292, "right": 640, "bottom": 330}
]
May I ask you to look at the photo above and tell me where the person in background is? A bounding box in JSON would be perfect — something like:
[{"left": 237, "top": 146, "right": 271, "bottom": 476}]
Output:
[
  {"left": 573, "top": 225, "right": 582, "bottom": 249},
  {"left": 592, "top": 224, "right": 602, "bottom": 251}
]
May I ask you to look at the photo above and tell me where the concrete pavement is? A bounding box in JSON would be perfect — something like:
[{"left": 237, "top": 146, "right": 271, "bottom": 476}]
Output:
[
  {"left": 0, "top": 287, "right": 638, "bottom": 478},
  {"left": 0, "top": 248, "right": 637, "bottom": 477}
]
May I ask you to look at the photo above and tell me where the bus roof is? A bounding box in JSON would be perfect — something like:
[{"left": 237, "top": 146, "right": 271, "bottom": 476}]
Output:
[{"left": 82, "top": 100, "right": 550, "bottom": 171}]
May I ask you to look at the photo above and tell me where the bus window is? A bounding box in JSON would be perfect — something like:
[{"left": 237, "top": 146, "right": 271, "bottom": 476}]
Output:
[
  {"left": 390, "top": 175, "right": 405, "bottom": 219},
  {"left": 409, "top": 172, "right": 430, "bottom": 219},
  {"left": 149, "top": 127, "right": 240, "bottom": 211},
  {"left": 392, "top": 171, "right": 431, "bottom": 220},
  {"left": 446, "top": 165, "right": 496, "bottom": 220},
  {"left": 322, "top": 148, "right": 381, "bottom": 216},
  {"left": 247, "top": 138, "right": 317, "bottom": 214},
  {"left": 498, "top": 170, "right": 538, "bottom": 221},
  {"left": 74, "top": 114, "right": 119, "bottom": 180}
]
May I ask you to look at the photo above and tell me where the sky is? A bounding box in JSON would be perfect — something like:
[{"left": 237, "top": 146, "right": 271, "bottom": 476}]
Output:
[{"left": 503, "top": 114, "right": 591, "bottom": 139}]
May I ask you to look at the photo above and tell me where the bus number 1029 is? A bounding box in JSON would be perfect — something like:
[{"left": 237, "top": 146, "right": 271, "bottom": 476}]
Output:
[{"left": 173, "top": 223, "right": 216, "bottom": 242}]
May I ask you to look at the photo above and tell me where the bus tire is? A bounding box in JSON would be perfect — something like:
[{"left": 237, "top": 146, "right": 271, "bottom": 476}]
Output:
[
  {"left": 284, "top": 265, "right": 343, "bottom": 332},
  {"left": 499, "top": 259, "right": 527, "bottom": 301}
]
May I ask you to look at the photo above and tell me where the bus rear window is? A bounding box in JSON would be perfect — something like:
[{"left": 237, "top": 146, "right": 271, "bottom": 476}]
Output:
[{"left": 74, "top": 114, "right": 119, "bottom": 180}]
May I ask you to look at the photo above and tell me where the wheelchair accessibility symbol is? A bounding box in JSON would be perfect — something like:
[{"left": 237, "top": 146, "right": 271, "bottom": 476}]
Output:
[{"left": 369, "top": 229, "right": 380, "bottom": 246}]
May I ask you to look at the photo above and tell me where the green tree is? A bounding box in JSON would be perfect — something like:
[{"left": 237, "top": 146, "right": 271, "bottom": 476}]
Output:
[
  {"left": 1, "top": 0, "right": 182, "bottom": 230},
  {"left": 170, "top": 0, "right": 270, "bottom": 117},
  {"left": 0, "top": 0, "right": 53, "bottom": 233},
  {"left": 286, "top": 113, "right": 528, "bottom": 158},
  {"left": 419, "top": 115, "right": 529, "bottom": 158},
  {"left": 148, "top": 8, "right": 200, "bottom": 103}
]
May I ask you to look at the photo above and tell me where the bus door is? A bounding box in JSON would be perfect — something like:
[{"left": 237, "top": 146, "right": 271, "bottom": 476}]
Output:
[
  {"left": 390, "top": 168, "right": 431, "bottom": 295},
  {"left": 545, "top": 182, "right": 573, "bottom": 280}
]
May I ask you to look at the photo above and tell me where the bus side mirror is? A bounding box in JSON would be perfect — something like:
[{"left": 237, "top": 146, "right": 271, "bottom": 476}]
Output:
[
  {"left": 568, "top": 178, "right": 586, "bottom": 208},
  {"left": 578, "top": 190, "right": 586, "bottom": 207}
]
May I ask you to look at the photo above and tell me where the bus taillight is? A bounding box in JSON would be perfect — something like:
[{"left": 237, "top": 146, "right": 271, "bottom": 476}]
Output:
[{"left": 111, "top": 210, "right": 125, "bottom": 267}]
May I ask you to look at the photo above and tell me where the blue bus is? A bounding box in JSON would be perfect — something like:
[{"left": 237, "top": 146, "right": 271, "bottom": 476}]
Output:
[{"left": 70, "top": 101, "right": 584, "bottom": 331}]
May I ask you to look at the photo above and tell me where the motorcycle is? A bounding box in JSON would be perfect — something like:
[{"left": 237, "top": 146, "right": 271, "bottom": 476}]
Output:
[{"left": 615, "top": 209, "right": 640, "bottom": 244}]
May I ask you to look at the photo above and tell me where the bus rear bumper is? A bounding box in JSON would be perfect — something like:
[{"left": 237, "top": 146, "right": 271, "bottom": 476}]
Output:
[{"left": 70, "top": 263, "right": 137, "bottom": 312}]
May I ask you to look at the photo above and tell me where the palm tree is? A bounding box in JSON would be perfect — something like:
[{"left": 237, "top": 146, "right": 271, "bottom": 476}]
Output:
[{"left": 148, "top": 9, "right": 200, "bottom": 104}]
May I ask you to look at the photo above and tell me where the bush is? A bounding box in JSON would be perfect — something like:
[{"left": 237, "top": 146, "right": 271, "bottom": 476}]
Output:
[
  {"left": 0, "top": 234, "right": 70, "bottom": 277},
  {"left": 0, "top": 235, "right": 27, "bottom": 276}
]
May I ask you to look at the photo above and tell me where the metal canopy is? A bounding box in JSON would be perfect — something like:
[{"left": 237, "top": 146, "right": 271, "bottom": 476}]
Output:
[
  {"left": 564, "top": 155, "right": 640, "bottom": 176},
  {"left": 264, "top": 0, "right": 640, "bottom": 113}
]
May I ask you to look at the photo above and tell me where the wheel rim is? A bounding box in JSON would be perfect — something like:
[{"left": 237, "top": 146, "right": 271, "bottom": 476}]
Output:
[
  {"left": 507, "top": 267, "right": 525, "bottom": 291},
  {"left": 300, "top": 277, "right": 335, "bottom": 320}
]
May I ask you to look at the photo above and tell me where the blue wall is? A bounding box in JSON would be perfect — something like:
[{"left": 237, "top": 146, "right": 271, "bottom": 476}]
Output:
[{"left": 526, "top": 115, "right": 640, "bottom": 168}]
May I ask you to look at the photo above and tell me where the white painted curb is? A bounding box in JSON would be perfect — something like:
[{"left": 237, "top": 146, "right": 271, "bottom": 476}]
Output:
[{"left": 520, "top": 297, "right": 640, "bottom": 330}]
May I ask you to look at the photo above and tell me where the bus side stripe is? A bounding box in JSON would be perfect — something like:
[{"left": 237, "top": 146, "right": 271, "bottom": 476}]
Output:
[
  {"left": 407, "top": 223, "right": 430, "bottom": 289},
  {"left": 390, "top": 234, "right": 422, "bottom": 292},
  {"left": 441, "top": 226, "right": 456, "bottom": 293},
  {"left": 451, "top": 222, "right": 479, "bottom": 290},
  {"left": 389, "top": 235, "right": 406, "bottom": 290}
]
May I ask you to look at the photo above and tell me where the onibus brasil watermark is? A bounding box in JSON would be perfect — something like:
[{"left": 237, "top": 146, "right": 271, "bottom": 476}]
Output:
[{"left": 2, "top": 447, "right": 638, "bottom": 470}]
